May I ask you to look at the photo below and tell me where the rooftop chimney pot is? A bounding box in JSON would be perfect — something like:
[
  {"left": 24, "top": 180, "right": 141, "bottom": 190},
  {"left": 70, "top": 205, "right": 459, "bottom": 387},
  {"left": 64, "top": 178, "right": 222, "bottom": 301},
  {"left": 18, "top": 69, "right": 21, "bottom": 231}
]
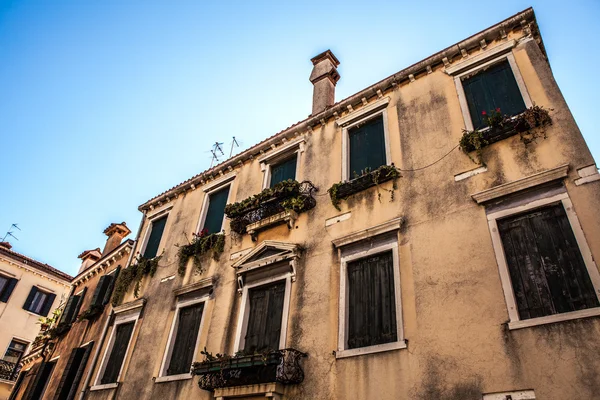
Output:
[
  {"left": 310, "top": 50, "right": 340, "bottom": 116},
  {"left": 102, "top": 222, "right": 131, "bottom": 256}
]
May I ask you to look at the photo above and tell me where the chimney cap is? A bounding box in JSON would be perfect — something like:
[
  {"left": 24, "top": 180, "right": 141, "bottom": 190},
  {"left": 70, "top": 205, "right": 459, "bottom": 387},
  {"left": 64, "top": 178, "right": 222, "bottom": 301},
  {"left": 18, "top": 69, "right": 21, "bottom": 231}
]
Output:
[
  {"left": 311, "top": 50, "right": 340, "bottom": 67},
  {"left": 78, "top": 248, "right": 102, "bottom": 260},
  {"left": 0, "top": 242, "right": 12, "bottom": 250},
  {"left": 103, "top": 222, "right": 131, "bottom": 237}
]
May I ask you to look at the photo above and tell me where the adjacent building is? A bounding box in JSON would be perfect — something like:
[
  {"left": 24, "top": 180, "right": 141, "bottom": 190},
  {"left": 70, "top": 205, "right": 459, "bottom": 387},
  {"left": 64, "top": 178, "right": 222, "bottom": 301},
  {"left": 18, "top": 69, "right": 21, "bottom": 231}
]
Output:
[
  {"left": 0, "top": 242, "right": 72, "bottom": 399},
  {"left": 11, "top": 7, "right": 600, "bottom": 400}
]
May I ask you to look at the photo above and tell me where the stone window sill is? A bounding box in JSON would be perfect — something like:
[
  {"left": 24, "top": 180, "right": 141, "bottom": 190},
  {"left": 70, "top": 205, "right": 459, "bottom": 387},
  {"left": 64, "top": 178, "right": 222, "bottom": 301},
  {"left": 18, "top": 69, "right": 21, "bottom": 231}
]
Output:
[
  {"left": 154, "top": 373, "right": 192, "bottom": 383},
  {"left": 336, "top": 339, "right": 407, "bottom": 359},
  {"left": 89, "top": 382, "right": 118, "bottom": 391},
  {"left": 508, "top": 307, "right": 600, "bottom": 330}
]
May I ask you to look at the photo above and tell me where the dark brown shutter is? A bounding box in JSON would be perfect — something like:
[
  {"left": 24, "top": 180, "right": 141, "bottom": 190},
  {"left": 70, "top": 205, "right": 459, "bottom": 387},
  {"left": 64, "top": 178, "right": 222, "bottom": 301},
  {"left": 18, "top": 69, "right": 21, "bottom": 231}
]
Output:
[
  {"left": 60, "top": 295, "right": 80, "bottom": 324},
  {"left": 166, "top": 303, "right": 204, "bottom": 375},
  {"left": 53, "top": 347, "right": 85, "bottom": 400},
  {"left": 0, "top": 277, "right": 18, "bottom": 302},
  {"left": 244, "top": 281, "right": 286, "bottom": 352},
  {"left": 23, "top": 360, "right": 56, "bottom": 400},
  {"left": 40, "top": 293, "right": 56, "bottom": 317},
  {"left": 72, "top": 288, "right": 87, "bottom": 321},
  {"left": 498, "top": 204, "right": 599, "bottom": 320},
  {"left": 91, "top": 276, "right": 113, "bottom": 308},
  {"left": 269, "top": 155, "right": 297, "bottom": 187},
  {"left": 103, "top": 267, "right": 120, "bottom": 305},
  {"left": 203, "top": 187, "right": 230, "bottom": 234},
  {"left": 348, "top": 115, "right": 386, "bottom": 178},
  {"left": 101, "top": 321, "right": 135, "bottom": 384},
  {"left": 66, "top": 342, "right": 93, "bottom": 400},
  {"left": 347, "top": 250, "right": 397, "bottom": 349},
  {"left": 22, "top": 287, "right": 38, "bottom": 311},
  {"left": 143, "top": 216, "right": 167, "bottom": 259},
  {"left": 8, "top": 369, "right": 26, "bottom": 400}
]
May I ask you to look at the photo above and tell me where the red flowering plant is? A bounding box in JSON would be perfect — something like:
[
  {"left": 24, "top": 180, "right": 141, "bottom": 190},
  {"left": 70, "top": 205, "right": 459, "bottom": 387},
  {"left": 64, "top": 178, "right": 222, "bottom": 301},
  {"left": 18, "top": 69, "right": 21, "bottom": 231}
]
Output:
[{"left": 481, "top": 108, "right": 504, "bottom": 129}]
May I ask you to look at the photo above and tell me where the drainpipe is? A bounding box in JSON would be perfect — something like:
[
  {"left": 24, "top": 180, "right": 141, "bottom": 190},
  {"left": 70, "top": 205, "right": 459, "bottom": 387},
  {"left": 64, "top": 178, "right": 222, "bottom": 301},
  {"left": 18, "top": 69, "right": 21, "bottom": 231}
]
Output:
[{"left": 78, "top": 214, "right": 144, "bottom": 400}]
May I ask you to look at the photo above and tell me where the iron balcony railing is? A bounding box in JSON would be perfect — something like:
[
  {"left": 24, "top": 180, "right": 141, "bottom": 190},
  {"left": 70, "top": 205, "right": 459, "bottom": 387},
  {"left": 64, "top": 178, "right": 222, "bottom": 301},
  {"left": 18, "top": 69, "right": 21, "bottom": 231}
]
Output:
[{"left": 0, "top": 359, "right": 21, "bottom": 382}]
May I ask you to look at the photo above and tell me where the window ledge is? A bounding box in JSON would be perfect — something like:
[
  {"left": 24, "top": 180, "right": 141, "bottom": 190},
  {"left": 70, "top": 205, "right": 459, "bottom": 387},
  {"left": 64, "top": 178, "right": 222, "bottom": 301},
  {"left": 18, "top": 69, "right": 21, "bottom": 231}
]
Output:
[
  {"left": 336, "top": 340, "right": 407, "bottom": 359},
  {"left": 246, "top": 210, "right": 298, "bottom": 240},
  {"left": 508, "top": 307, "right": 600, "bottom": 330},
  {"left": 154, "top": 373, "right": 192, "bottom": 383},
  {"left": 90, "top": 382, "right": 119, "bottom": 391}
]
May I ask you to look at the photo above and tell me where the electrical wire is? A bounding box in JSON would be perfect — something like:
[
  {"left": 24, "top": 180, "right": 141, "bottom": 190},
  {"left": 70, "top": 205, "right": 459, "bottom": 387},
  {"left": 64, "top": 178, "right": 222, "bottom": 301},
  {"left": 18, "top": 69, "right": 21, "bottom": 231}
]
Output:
[{"left": 396, "top": 144, "right": 460, "bottom": 172}]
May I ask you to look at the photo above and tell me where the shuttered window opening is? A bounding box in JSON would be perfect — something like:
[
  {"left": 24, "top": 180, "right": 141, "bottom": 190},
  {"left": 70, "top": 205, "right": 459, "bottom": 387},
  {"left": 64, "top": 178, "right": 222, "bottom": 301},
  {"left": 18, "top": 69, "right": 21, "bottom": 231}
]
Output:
[
  {"left": 3, "top": 339, "right": 28, "bottom": 364},
  {"left": 203, "top": 186, "right": 230, "bottom": 234},
  {"left": 498, "top": 203, "right": 599, "bottom": 320},
  {"left": 8, "top": 369, "right": 26, "bottom": 400},
  {"left": 244, "top": 281, "right": 286, "bottom": 353},
  {"left": 348, "top": 115, "right": 386, "bottom": 178},
  {"left": 0, "top": 275, "right": 18, "bottom": 303},
  {"left": 269, "top": 155, "right": 297, "bottom": 187},
  {"left": 166, "top": 302, "right": 205, "bottom": 376},
  {"left": 60, "top": 288, "right": 87, "bottom": 325},
  {"left": 347, "top": 250, "right": 397, "bottom": 349},
  {"left": 53, "top": 342, "right": 93, "bottom": 400},
  {"left": 102, "top": 267, "right": 120, "bottom": 306},
  {"left": 143, "top": 215, "right": 168, "bottom": 259},
  {"left": 462, "top": 59, "right": 527, "bottom": 129},
  {"left": 101, "top": 321, "right": 135, "bottom": 384},
  {"left": 23, "top": 287, "right": 56, "bottom": 317},
  {"left": 22, "top": 360, "right": 56, "bottom": 400},
  {"left": 90, "top": 275, "right": 114, "bottom": 308}
]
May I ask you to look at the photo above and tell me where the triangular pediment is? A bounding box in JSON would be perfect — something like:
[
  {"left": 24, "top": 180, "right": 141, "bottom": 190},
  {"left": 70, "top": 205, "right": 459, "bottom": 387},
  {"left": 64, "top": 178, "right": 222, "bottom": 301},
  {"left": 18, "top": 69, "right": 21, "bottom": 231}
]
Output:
[{"left": 232, "top": 240, "right": 300, "bottom": 270}]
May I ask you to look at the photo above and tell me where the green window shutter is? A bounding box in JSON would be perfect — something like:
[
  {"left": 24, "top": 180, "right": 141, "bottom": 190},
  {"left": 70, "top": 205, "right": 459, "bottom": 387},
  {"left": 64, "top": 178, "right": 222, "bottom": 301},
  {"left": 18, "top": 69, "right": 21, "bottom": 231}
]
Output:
[
  {"left": 269, "top": 155, "right": 297, "bottom": 187},
  {"left": 1, "top": 277, "right": 18, "bottom": 303},
  {"left": 66, "top": 343, "right": 93, "bottom": 400},
  {"left": 90, "top": 276, "right": 113, "bottom": 308},
  {"left": 143, "top": 216, "right": 168, "bottom": 259},
  {"left": 243, "top": 281, "right": 285, "bottom": 352},
  {"left": 462, "top": 60, "right": 526, "bottom": 129},
  {"left": 348, "top": 115, "right": 386, "bottom": 178},
  {"left": 103, "top": 267, "right": 121, "bottom": 306},
  {"left": 203, "top": 186, "right": 230, "bottom": 234},
  {"left": 53, "top": 347, "right": 85, "bottom": 400},
  {"left": 22, "top": 287, "right": 38, "bottom": 311},
  {"left": 60, "top": 295, "right": 81, "bottom": 324},
  {"left": 40, "top": 292, "right": 56, "bottom": 317},
  {"left": 167, "top": 302, "right": 204, "bottom": 375},
  {"left": 101, "top": 321, "right": 135, "bottom": 384}
]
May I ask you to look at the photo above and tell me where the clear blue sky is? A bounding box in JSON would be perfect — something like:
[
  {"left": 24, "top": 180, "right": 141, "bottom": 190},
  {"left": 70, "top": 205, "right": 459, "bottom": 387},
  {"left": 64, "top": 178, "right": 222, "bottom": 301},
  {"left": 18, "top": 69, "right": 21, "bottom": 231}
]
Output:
[{"left": 1, "top": 0, "right": 598, "bottom": 276}]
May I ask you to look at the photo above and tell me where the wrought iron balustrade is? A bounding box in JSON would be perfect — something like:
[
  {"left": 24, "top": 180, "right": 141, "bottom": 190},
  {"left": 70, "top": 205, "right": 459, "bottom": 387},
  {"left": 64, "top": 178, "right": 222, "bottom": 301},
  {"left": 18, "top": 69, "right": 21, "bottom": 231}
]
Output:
[{"left": 0, "top": 359, "right": 20, "bottom": 381}]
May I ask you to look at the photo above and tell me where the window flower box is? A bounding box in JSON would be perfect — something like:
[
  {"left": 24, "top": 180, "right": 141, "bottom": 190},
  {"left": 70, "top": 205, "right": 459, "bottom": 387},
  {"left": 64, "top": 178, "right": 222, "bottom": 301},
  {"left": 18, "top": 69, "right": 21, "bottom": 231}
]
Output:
[{"left": 328, "top": 164, "right": 400, "bottom": 210}]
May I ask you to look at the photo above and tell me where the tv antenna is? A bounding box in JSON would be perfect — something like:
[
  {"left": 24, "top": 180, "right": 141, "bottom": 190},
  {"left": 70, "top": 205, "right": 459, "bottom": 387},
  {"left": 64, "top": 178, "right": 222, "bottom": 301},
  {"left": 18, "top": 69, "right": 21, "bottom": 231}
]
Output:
[
  {"left": 209, "top": 142, "right": 225, "bottom": 168},
  {"left": 229, "top": 136, "right": 240, "bottom": 157},
  {"left": 2, "top": 223, "right": 21, "bottom": 242}
]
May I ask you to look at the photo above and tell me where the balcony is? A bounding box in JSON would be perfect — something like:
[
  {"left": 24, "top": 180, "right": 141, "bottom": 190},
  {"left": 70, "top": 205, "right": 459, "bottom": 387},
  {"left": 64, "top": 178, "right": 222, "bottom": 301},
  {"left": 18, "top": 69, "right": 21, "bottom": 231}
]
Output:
[
  {"left": 226, "top": 180, "right": 317, "bottom": 240},
  {"left": 192, "top": 349, "right": 307, "bottom": 391},
  {"left": 0, "top": 360, "right": 20, "bottom": 382},
  {"left": 328, "top": 164, "right": 400, "bottom": 210}
]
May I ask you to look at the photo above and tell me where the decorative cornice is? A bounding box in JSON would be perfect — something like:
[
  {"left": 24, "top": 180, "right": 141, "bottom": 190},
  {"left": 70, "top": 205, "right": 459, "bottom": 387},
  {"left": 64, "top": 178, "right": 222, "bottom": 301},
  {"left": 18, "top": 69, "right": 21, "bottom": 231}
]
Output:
[
  {"left": 471, "top": 164, "right": 569, "bottom": 204},
  {"left": 173, "top": 277, "right": 214, "bottom": 297},
  {"left": 444, "top": 40, "right": 516, "bottom": 75},
  {"left": 72, "top": 240, "right": 133, "bottom": 286},
  {"left": 113, "top": 297, "right": 146, "bottom": 314},
  {"left": 332, "top": 217, "right": 404, "bottom": 248},
  {"left": 335, "top": 97, "right": 390, "bottom": 127}
]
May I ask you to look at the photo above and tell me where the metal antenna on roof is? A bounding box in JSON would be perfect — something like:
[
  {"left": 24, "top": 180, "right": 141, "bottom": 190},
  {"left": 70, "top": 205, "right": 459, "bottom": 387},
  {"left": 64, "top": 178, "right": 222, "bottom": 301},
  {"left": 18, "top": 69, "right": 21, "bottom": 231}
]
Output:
[
  {"left": 2, "top": 224, "right": 21, "bottom": 242},
  {"left": 229, "top": 136, "right": 240, "bottom": 157},
  {"left": 209, "top": 142, "right": 225, "bottom": 168}
]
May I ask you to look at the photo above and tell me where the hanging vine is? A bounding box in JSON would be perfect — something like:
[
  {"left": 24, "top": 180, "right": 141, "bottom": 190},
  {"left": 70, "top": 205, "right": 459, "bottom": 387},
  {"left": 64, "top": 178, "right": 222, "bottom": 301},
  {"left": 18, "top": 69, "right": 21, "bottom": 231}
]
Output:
[
  {"left": 111, "top": 254, "right": 161, "bottom": 307},
  {"left": 177, "top": 230, "right": 225, "bottom": 276}
]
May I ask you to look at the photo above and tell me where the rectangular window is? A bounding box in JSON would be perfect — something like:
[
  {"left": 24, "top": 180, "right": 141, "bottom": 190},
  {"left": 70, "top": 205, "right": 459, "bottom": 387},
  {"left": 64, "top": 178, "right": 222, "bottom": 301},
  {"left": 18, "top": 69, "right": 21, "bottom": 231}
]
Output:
[
  {"left": 497, "top": 203, "right": 599, "bottom": 320},
  {"left": 462, "top": 59, "right": 526, "bottom": 129},
  {"left": 166, "top": 302, "right": 204, "bottom": 376},
  {"left": 269, "top": 155, "right": 297, "bottom": 187},
  {"left": 203, "top": 186, "right": 230, "bottom": 234},
  {"left": 90, "top": 274, "right": 116, "bottom": 309},
  {"left": 3, "top": 339, "right": 28, "bottom": 364},
  {"left": 347, "top": 250, "right": 397, "bottom": 349},
  {"left": 243, "top": 281, "right": 286, "bottom": 352},
  {"left": 100, "top": 321, "right": 135, "bottom": 384},
  {"left": 22, "top": 360, "right": 56, "bottom": 400},
  {"left": 23, "top": 287, "right": 56, "bottom": 316},
  {"left": 59, "top": 288, "right": 87, "bottom": 325},
  {"left": 143, "top": 215, "right": 168, "bottom": 259},
  {"left": 53, "top": 343, "right": 93, "bottom": 400},
  {"left": 348, "top": 115, "right": 386, "bottom": 178},
  {"left": 0, "top": 274, "right": 18, "bottom": 303}
]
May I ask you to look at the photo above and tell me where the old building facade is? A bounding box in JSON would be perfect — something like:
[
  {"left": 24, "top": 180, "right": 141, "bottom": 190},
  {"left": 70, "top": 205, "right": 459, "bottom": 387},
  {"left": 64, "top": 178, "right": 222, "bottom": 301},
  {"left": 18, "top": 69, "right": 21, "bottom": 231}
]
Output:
[
  {"left": 11, "top": 7, "right": 600, "bottom": 400},
  {"left": 0, "top": 242, "right": 72, "bottom": 399}
]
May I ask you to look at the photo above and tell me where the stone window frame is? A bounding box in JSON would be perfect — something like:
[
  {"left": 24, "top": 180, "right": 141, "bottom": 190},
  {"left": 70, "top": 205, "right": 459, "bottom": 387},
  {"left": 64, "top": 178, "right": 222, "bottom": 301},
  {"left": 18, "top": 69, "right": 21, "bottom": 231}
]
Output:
[
  {"left": 447, "top": 40, "right": 533, "bottom": 131},
  {"left": 482, "top": 390, "right": 536, "bottom": 399},
  {"left": 2, "top": 337, "right": 30, "bottom": 364},
  {"left": 485, "top": 190, "right": 600, "bottom": 330},
  {"left": 155, "top": 292, "right": 210, "bottom": 383},
  {"left": 195, "top": 173, "right": 236, "bottom": 235},
  {"left": 139, "top": 206, "right": 172, "bottom": 260},
  {"left": 335, "top": 96, "right": 392, "bottom": 182},
  {"left": 258, "top": 137, "right": 306, "bottom": 190},
  {"left": 331, "top": 218, "right": 406, "bottom": 359},
  {"left": 91, "top": 304, "right": 142, "bottom": 391}
]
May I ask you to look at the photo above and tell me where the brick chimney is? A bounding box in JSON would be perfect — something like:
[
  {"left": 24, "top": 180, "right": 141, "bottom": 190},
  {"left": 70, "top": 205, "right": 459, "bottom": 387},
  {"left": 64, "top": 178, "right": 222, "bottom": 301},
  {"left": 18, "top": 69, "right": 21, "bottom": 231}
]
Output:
[
  {"left": 102, "top": 222, "right": 131, "bottom": 256},
  {"left": 0, "top": 242, "right": 12, "bottom": 250},
  {"left": 310, "top": 50, "right": 340, "bottom": 116},
  {"left": 77, "top": 248, "right": 102, "bottom": 274}
]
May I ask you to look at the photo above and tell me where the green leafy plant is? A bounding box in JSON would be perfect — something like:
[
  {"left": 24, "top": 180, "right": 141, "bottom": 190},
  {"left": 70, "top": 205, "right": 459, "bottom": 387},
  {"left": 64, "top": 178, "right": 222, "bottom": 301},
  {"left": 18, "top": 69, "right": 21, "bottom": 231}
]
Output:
[
  {"left": 459, "top": 129, "right": 488, "bottom": 165},
  {"left": 111, "top": 254, "right": 161, "bottom": 307},
  {"left": 177, "top": 230, "right": 225, "bottom": 276},
  {"left": 77, "top": 304, "right": 104, "bottom": 322},
  {"left": 224, "top": 180, "right": 301, "bottom": 219}
]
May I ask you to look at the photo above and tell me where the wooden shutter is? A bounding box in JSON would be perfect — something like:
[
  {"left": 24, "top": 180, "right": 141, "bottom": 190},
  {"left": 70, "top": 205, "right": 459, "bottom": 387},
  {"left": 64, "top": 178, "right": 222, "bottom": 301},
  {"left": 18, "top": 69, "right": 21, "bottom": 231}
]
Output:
[
  {"left": 348, "top": 115, "right": 386, "bottom": 178},
  {"left": 0, "top": 277, "right": 18, "bottom": 302},
  {"left": 462, "top": 60, "right": 527, "bottom": 129},
  {"left": 91, "top": 276, "right": 113, "bottom": 308},
  {"left": 143, "top": 216, "right": 167, "bottom": 259},
  {"left": 244, "top": 281, "right": 286, "bottom": 352},
  {"left": 8, "top": 370, "right": 26, "bottom": 400},
  {"left": 101, "top": 321, "right": 135, "bottom": 384},
  {"left": 22, "top": 287, "right": 38, "bottom": 312},
  {"left": 269, "top": 155, "right": 297, "bottom": 187},
  {"left": 203, "top": 187, "right": 230, "bottom": 234},
  {"left": 23, "top": 360, "right": 56, "bottom": 400},
  {"left": 60, "top": 295, "right": 81, "bottom": 325},
  {"left": 66, "top": 342, "right": 93, "bottom": 400},
  {"left": 166, "top": 302, "right": 204, "bottom": 375},
  {"left": 347, "top": 250, "right": 397, "bottom": 349},
  {"left": 53, "top": 347, "right": 85, "bottom": 400},
  {"left": 103, "top": 267, "right": 120, "bottom": 306},
  {"left": 40, "top": 293, "right": 56, "bottom": 317},
  {"left": 498, "top": 204, "right": 599, "bottom": 320}
]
